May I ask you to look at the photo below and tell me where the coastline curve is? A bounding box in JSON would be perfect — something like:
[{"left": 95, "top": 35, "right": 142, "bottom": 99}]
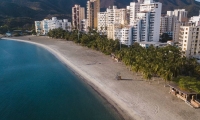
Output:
[{"left": 2, "top": 38, "right": 141, "bottom": 120}]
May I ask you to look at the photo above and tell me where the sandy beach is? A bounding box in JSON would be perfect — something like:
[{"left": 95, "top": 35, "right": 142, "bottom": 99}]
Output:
[{"left": 3, "top": 36, "right": 200, "bottom": 120}]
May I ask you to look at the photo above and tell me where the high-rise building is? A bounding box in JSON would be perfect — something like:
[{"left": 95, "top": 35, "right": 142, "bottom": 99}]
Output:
[
  {"left": 188, "top": 12, "right": 200, "bottom": 26},
  {"left": 164, "top": 9, "right": 188, "bottom": 42},
  {"left": 167, "top": 9, "right": 188, "bottom": 25},
  {"left": 97, "top": 12, "right": 107, "bottom": 34},
  {"left": 179, "top": 26, "right": 200, "bottom": 57},
  {"left": 161, "top": 15, "right": 175, "bottom": 34},
  {"left": 106, "top": 6, "right": 127, "bottom": 25},
  {"left": 173, "top": 21, "right": 181, "bottom": 42},
  {"left": 126, "top": 6, "right": 131, "bottom": 25},
  {"left": 104, "top": 0, "right": 162, "bottom": 46},
  {"left": 72, "top": 4, "right": 85, "bottom": 30},
  {"left": 98, "top": 6, "right": 127, "bottom": 34},
  {"left": 129, "top": 2, "right": 141, "bottom": 25},
  {"left": 131, "top": 0, "right": 162, "bottom": 43},
  {"left": 87, "top": 0, "right": 100, "bottom": 29},
  {"left": 160, "top": 15, "right": 176, "bottom": 39}
]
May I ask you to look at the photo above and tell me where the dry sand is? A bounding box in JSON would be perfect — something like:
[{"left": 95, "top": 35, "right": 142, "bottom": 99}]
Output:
[{"left": 3, "top": 36, "right": 200, "bottom": 120}]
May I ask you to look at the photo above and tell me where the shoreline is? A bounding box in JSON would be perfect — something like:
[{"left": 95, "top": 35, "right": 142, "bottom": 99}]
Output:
[
  {"left": 3, "top": 37, "right": 133, "bottom": 120},
  {"left": 3, "top": 36, "right": 200, "bottom": 120}
]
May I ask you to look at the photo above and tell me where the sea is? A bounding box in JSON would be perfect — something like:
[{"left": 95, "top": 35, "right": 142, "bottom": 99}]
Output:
[{"left": 0, "top": 39, "right": 121, "bottom": 120}]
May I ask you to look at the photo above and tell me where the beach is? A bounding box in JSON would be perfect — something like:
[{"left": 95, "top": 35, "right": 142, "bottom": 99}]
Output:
[{"left": 4, "top": 36, "right": 200, "bottom": 120}]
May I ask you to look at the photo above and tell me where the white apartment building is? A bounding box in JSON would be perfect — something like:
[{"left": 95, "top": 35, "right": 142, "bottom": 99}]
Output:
[
  {"left": 129, "top": 2, "right": 141, "bottom": 25},
  {"left": 105, "top": 0, "right": 162, "bottom": 46},
  {"left": 106, "top": 24, "right": 132, "bottom": 46},
  {"left": 167, "top": 9, "right": 188, "bottom": 25},
  {"left": 97, "top": 12, "right": 107, "bottom": 34},
  {"left": 126, "top": 6, "right": 131, "bottom": 25},
  {"left": 49, "top": 17, "right": 71, "bottom": 31},
  {"left": 107, "top": 24, "right": 122, "bottom": 40},
  {"left": 115, "top": 26, "right": 132, "bottom": 45},
  {"left": 62, "top": 19, "right": 72, "bottom": 31},
  {"left": 72, "top": 4, "right": 85, "bottom": 30},
  {"left": 189, "top": 13, "right": 200, "bottom": 26},
  {"left": 35, "top": 17, "right": 71, "bottom": 35},
  {"left": 81, "top": 19, "right": 88, "bottom": 32},
  {"left": 165, "top": 9, "right": 188, "bottom": 42},
  {"left": 35, "top": 19, "right": 49, "bottom": 35},
  {"left": 179, "top": 26, "right": 200, "bottom": 57},
  {"left": 98, "top": 6, "right": 127, "bottom": 35},
  {"left": 106, "top": 6, "right": 127, "bottom": 25},
  {"left": 130, "top": 0, "right": 162, "bottom": 44}
]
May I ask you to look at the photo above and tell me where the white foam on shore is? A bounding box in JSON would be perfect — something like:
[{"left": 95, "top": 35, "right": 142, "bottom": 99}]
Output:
[{"left": 3, "top": 38, "right": 142, "bottom": 120}]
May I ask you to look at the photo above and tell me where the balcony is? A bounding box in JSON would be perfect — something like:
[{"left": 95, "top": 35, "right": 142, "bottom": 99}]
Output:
[{"left": 180, "top": 28, "right": 184, "bottom": 32}]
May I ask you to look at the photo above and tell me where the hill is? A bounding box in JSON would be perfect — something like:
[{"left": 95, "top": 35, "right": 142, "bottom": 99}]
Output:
[
  {"left": 0, "top": 0, "right": 200, "bottom": 17},
  {"left": 0, "top": 0, "right": 200, "bottom": 31}
]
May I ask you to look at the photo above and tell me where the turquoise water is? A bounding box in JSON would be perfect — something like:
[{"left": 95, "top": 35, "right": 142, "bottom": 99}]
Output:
[{"left": 0, "top": 39, "right": 120, "bottom": 120}]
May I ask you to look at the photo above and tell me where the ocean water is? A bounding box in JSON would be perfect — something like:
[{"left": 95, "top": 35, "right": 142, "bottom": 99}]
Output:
[{"left": 0, "top": 39, "right": 120, "bottom": 120}]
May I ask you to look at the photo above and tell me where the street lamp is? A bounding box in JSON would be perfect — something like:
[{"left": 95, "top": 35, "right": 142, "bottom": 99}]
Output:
[
  {"left": 120, "top": 40, "right": 121, "bottom": 50},
  {"left": 78, "top": 30, "right": 80, "bottom": 42}
]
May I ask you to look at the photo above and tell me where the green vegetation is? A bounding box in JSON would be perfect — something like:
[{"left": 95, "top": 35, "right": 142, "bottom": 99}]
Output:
[
  {"left": 48, "top": 28, "right": 120, "bottom": 55},
  {"left": 48, "top": 28, "right": 200, "bottom": 93},
  {"left": 174, "top": 76, "right": 200, "bottom": 93},
  {"left": 117, "top": 44, "right": 200, "bottom": 93},
  {"left": 0, "top": 17, "right": 34, "bottom": 34}
]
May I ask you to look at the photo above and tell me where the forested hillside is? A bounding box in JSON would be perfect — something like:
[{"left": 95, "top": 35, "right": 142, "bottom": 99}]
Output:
[{"left": 0, "top": 0, "right": 200, "bottom": 31}]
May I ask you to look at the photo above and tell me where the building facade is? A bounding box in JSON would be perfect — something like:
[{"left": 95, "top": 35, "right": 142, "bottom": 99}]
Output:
[
  {"left": 189, "top": 13, "right": 200, "bottom": 26},
  {"left": 160, "top": 15, "right": 175, "bottom": 36},
  {"left": 80, "top": 19, "right": 88, "bottom": 32},
  {"left": 35, "top": 17, "right": 71, "bottom": 35},
  {"left": 106, "top": 6, "right": 127, "bottom": 25},
  {"left": 179, "top": 26, "right": 200, "bottom": 57},
  {"left": 130, "top": 0, "right": 162, "bottom": 44},
  {"left": 97, "top": 6, "right": 128, "bottom": 35},
  {"left": 97, "top": 12, "right": 107, "bottom": 34},
  {"left": 87, "top": 0, "right": 100, "bottom": 29},
  {"left": 72, "top": 4, "right": 85, "bottom": 30},
  {"left": 164, "top": 9, "right": 188, "bottom": 42},
  {"left": 107, "top": 24, "right": 122, "bottom": 40},
  {"left": 115, "top": 26, "right": 132, "bottom": 45},
  {"left": 129, "top": 2, "right": 141, "bottom": 25},
  {"left": 167, "top": 9, "right": 188, "bottom": 25}
]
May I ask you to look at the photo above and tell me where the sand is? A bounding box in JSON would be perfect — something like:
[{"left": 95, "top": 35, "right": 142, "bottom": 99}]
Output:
[{"left": 3, "top": 36, "right": 200, "bottom": 120}]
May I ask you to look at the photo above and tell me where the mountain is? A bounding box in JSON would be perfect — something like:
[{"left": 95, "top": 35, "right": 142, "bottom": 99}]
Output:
[
  {"left": 0, "top": 0, "right": 200, "bottom": 31},
  {"left": 0, "top": 0, "right": 199, "bottom": 18}
]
